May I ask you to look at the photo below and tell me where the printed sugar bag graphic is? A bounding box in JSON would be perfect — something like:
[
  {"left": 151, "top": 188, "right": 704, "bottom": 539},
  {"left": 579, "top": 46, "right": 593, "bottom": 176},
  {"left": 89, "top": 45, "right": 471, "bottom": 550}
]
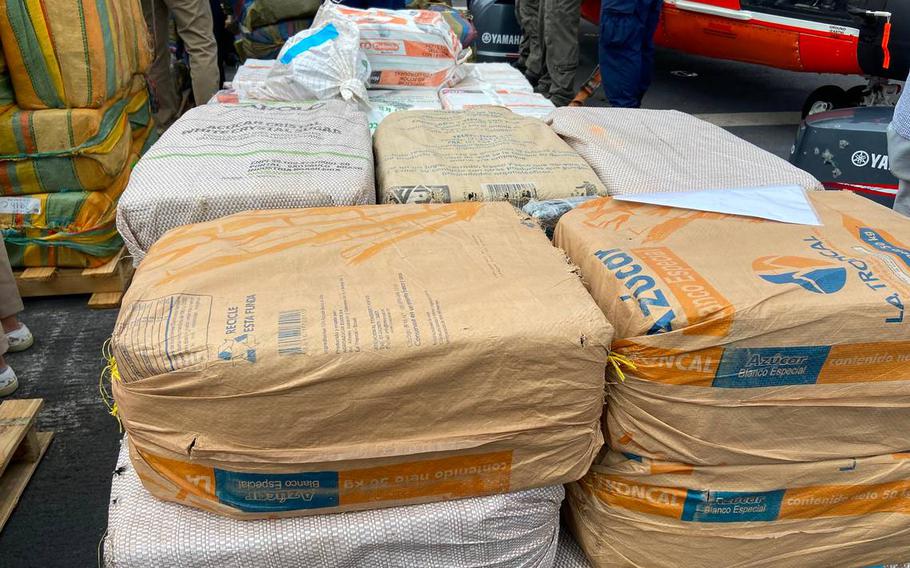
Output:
[
  {"left": 317, "top": 4, "right": 466, "bottom": 89},
  {"left": 250, "top": 15, "right": 369, "bottom": 103}
]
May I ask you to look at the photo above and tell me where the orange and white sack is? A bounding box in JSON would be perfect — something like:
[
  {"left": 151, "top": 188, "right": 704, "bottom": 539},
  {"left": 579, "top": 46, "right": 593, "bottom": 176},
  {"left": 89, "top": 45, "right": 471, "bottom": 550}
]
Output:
[{"left": 317, "top": 4, "right": 466, "bottom": 89}]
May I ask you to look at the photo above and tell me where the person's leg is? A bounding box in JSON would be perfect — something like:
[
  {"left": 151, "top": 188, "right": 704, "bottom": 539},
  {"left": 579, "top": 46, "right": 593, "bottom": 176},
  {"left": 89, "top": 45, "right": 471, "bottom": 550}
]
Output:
[
  {"left": 164, "top": 0, "right": 220, "bottom": 107},
  {"left": 144, "top": 0, "right": 181, "bottom": 128},
  {"left": 531, "top": 0, "right": 550, "bottom": 90},
  {"left": 888, "top": 126, "right": 910, "bottom": 216},
  {"left": 543, "top": 0, "right": 583, "bottom": 105},
  {"left": 515, "top": 0, "right": 530, "bottom": 69},
  {"left": 0, "top": 244, "right": 18, "bottom": 396},
  {"left": 637, "top": 0, "right": 662, "bottom": 105},
  {"left": 599, "top": 0, "right": 645, "bottom": 108}
]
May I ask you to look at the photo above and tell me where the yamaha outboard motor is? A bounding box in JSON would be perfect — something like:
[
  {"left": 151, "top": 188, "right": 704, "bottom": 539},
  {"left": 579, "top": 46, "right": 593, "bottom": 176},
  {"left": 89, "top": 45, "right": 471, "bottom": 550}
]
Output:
[
  {"left": 470, "top": 0, "right": 522, "bottom": 62},
  {"left": 791, "top": 106, "right": 899, "bottom": 208}
]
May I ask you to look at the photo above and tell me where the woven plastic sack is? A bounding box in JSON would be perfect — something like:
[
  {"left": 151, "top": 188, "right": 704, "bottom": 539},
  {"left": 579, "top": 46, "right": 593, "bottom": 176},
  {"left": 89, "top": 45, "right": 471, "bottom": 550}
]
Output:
[
  {"left": 0, "top": 0, "right": 151, "bottom": 110},
  {"left": 554, "top": 530, "right": 592, "bottom": 568},
  {"left": 116, "top": 99, "right": 375, "bottom": 265},
  {"left": 546, "top": 108, "right": 823, "bottom": 195},
  {"left": 456, "top": 63, "right": 534, "bottom": 93},
  {"left": 234, "top": 19, "right": 313, "bottom": 60},
  {"left": 375, "top": 107, "right": 607, "bottom": 206},
  {"left": 250, "top": 16, "right": 369, "bottom": 103},
  {"left": 440, "top": 88, "right": 555, "bottom": 119},
  {"left": 0, "top": 84, "right": 152, "bottom": 195},
  {"left": 105, "top": 440, "right": 563, "bottom": 568},
  {"left": 367, "top": 88, "right": 441, "bottom": 132},
  {"left": 3, "top": 116, "right": 154, "bottom": 268},
  {"left": 317, "top": 4, "right": 466, "bottom": 89}
]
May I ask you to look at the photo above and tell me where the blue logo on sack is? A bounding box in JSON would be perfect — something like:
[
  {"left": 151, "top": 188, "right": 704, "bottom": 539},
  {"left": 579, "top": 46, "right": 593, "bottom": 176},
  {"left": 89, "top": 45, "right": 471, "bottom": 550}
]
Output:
[{"left": 753, "top": 255, "right": 847, "bottom": 294}]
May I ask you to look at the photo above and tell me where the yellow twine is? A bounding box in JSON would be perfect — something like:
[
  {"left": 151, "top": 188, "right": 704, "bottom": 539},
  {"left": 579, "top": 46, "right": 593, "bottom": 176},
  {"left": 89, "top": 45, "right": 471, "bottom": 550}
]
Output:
[
  {"left": 99, "top": 338, "right": 123, "bottom": 432},
  {"left": 607, "top": 351, "right": 636, "bottom": 382}
]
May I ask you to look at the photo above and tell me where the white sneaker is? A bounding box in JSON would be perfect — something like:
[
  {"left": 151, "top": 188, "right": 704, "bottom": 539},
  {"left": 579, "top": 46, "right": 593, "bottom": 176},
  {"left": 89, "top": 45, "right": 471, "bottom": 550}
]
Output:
[
  {"left": 6, "top": 323, "right": 33, "bottom": 353},
  {"left": 0, "top": 366, "right": 18, "bottom": 396}
]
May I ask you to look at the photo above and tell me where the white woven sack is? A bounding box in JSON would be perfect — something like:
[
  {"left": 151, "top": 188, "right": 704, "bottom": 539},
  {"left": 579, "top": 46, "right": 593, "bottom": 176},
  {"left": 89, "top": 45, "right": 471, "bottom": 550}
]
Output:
[
  {"left": 546, "top": 108, "right": 823, "bottom": 195},
  {"left": 553, "top": 530, "right": 592, "bottom": 568},
  {"left": 251, "top": 16, "right": 369, "bottom": 103},
  {"left": 116, "top": 100, "right": 374, "bottom": 265},
  {"left": 104, "top": 440, "right": 564, "bottom": 568}
]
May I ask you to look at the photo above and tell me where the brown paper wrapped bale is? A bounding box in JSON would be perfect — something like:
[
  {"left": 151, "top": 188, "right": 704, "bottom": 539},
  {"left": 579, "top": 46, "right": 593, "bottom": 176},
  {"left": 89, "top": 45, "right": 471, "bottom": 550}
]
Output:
[
  {"left": 374, "top": 107, "right": 608, "bottom": 207},
  {"left": 554, "top": 191, "right": 910, "bottom": 465},
  {"left": 112, "top": 202, "right": 612, "bottom": 519},
  {"left": 567, "top": 451, "right": 910, "bottom": 568}
]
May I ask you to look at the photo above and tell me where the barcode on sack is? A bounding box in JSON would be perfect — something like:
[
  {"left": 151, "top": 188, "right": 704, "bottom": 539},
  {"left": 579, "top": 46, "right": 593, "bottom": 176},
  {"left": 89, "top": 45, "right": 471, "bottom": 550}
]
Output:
[
  {"left": 480, "top": 183, "right": 539, "bottom": 207},
  {"left": 277, "top": 310, "right": 306, "bottom": 356}
]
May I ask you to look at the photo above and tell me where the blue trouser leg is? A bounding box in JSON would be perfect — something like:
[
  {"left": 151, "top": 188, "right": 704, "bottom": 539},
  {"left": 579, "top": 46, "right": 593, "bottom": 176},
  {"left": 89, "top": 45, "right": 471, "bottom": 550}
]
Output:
[
  {"left": 599, "top": 0, "right": 663, "bottom": 108},
  {"left": 600, "top": 12, "right": 643, "bottom": 108}
]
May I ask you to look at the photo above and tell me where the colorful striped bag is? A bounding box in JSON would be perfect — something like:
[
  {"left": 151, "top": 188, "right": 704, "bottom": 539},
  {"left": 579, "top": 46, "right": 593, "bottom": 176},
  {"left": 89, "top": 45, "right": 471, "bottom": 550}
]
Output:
[
  {"left": 0, "top": 84, "right": 151, "bottom": 195},
  {"left": 2, "top": 112, "right": 154, "bottom": 267},
  {"left": 0, "top": 0, "right": 151, "bottom": 109},
  {"left": 235, "top": 18, "right": 312, "bottom": 60}
]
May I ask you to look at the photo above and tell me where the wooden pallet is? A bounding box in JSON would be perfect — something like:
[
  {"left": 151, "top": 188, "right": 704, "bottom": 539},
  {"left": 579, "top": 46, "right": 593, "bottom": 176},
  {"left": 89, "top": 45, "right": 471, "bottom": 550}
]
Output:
[
  {"left": 14, "top": 248, "right": 134, "bottom": 309},
  {"left": 0, "top": 399, "right": 53, "bottom": 533}
]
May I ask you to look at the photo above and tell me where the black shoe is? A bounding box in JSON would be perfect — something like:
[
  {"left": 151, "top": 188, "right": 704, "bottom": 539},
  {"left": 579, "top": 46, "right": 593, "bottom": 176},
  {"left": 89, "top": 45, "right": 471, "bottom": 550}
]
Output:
[{"left": 533, "top": 82, "right": 551, "bottom": 96}]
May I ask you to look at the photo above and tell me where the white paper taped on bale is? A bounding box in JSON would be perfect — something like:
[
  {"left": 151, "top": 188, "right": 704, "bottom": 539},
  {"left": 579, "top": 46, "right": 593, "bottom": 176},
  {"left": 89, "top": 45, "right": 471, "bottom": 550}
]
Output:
[
  {"left": 249, "top": 16, "right": 369, "bottom": 103},
  {"left": 440, "top": 88, "right": 555, "bottom": 120},
  {"left": 116, "top": 100, "right": 374, "bottom": 265},
  {"left": 614, "top": 185, "right": 822, "bottom": 225},
  {"left": 112, "top": 202, "right": 612, "bottom": 519},
  {"left": 316, "top": 4, "right": 466, "bottom": 89},
  {"left": 367, "top": 88, "right": 442, "bottom": 133},
  {"left": 546, "top": 108, "right": 823, "bottom": 195},
  {"left": 456, "top": 62, "right": 534, "bottom": 93},
  {"left": 104, "top": 439, "right": 564, "bottom": 568}
]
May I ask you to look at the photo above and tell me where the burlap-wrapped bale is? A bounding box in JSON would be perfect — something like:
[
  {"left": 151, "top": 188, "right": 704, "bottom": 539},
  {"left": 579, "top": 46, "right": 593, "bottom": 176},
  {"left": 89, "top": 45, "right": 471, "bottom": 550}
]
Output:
[
  {"left": 554, "top": 191, "right": 910, "bottom": 465},
  {"left": 546, "top": 108, "right": 823, "bottom": 195},
  {"left": 0, "top": 0, "right": 151, "bottom": 109},
  {"left": 567, "top": 451, "right": 910, "bottom": 568},
  {"left": 0, "top": 84, "right": 151, "bottom": 195},
  {"left": 116, "top": 99, "right": 375, "bottom": 265},
  {"left": 112, "top": 202, "right": 612, "bottom": 519},
  {"left": 105, "top": 439, "right": 564, "bottom": 567},
  {"left": 375, "top": 107, "right": 607, "bottom": 206}
]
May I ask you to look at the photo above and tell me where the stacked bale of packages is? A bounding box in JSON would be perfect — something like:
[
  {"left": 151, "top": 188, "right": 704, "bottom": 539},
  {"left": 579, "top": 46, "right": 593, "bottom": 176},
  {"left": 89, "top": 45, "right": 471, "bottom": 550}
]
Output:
[
  {"left": 375, "top": 106, "right": 608, "bottom": 205},
  {"left": 554, "top": 191, "right": 910, "bottom": 567},
  {"left": 230, "top": 0, "right": 321, "bottom": 60},
  {"left": 116, "top": 99, "right": 376, "bottom": 263},
  {"left": 0, "top": 0, "right": 154, "bottom": 267},
  {"left": 110, "top": 201, "right": 613, "bottom": 565}
]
